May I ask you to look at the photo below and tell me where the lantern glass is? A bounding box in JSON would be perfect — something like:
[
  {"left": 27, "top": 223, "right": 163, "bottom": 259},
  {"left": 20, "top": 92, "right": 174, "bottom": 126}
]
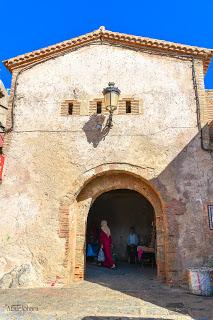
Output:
[
  {"left": 104, "top": 92, "right": 120, "bottom": 110},
  {"left": 103, "top": 82, "right": 120, "bottom": 112}
]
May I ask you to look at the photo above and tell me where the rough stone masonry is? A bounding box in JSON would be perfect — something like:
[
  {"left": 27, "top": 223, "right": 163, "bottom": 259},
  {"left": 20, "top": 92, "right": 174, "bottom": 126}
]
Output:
[{"left": 0, "top": 27, "right": 213, "bottom": 288}]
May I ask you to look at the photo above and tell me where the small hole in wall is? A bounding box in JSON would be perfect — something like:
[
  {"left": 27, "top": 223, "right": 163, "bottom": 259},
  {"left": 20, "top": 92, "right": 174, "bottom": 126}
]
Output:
[
  {"left": 126, "top": 101, "right": 131, "bottom": 113},
  {"left": 97, "top": 102, "right": 102, "bottom": 114},
  {"left": 68, "top": 103, "right": 73, "bottom": 115},
  {"left": 209, "top": 122, "right": 213, "bottom": 143}
]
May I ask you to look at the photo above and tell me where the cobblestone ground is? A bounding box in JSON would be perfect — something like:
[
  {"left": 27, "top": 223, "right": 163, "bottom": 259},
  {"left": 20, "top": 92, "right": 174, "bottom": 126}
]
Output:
[{"left": 0, "top": 263, "right": 212, "bottom": 320}]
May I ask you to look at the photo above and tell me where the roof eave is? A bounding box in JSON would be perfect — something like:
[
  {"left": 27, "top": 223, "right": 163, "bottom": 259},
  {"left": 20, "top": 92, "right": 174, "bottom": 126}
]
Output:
[{"left": 3, "top": 28, "right": 213, "bottom": 74}]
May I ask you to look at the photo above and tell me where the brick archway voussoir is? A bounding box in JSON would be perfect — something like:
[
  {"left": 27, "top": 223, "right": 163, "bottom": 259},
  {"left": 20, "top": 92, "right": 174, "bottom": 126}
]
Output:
[
  {"left": 70, "top": 163, "right": 163, "bottom": 204},
  {"left": 60, "top": 163, "right": 169, "bottom": 284}
]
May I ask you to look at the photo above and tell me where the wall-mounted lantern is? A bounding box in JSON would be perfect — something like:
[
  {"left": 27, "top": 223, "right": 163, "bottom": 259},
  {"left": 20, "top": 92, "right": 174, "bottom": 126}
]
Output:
[{"left": 102, "top": 82, "right": 120, "bottom": 127}]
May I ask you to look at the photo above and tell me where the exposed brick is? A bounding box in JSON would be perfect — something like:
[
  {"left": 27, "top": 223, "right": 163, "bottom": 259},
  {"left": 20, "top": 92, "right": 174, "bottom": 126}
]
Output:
[
  {"left": 61, "top": 100, "right": 80, "bottom": 116},
  {"left": 118, "top": 98, "right": 139, "bottom": 115}
]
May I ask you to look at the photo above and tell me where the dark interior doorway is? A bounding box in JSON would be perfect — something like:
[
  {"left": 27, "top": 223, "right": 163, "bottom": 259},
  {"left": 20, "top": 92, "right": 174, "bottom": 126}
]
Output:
[{"left": 86, "top": 189, "right": 156, "bottom": 268}]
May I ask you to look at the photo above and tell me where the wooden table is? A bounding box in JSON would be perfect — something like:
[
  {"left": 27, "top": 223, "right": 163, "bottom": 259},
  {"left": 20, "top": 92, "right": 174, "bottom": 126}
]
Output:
[{"left": 139, "top": 246, "right": 155, "bottom": 267}]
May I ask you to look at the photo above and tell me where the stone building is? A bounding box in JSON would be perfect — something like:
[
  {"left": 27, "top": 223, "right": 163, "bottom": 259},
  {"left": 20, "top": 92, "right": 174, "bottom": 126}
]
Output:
[
  {"left": 0, "top": 80, "right": 8, "bottom": 146},
  {"left": 0, "top": 27, "right": 213, "bottom": 288},
  {"left": 0, "top": 80, "right": 8, "bottom": 183}
]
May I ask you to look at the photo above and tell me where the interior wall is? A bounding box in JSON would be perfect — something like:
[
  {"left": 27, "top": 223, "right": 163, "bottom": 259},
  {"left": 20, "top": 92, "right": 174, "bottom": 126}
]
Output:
[{"left": 87, "top": 189, "right": 155, "bottom": 260}]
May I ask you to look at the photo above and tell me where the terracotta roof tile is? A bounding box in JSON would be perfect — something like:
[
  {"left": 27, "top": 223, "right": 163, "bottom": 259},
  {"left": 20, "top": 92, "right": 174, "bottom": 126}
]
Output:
[{"left": 3, "top": 27, "right": 213, "bottom": 73}]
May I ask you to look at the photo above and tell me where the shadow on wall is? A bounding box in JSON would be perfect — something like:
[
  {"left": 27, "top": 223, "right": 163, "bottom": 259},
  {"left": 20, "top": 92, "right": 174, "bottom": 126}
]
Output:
[
  {"left": 83, "top": 130, "right": 212, "bottom": 320},
  {"left": 85, "top": 263, "right": 210, "bottom": 320},
  {"left": 82, "top": 114, "right": 111, "bottom": 148},
  {"left": 151, "top": 129, "right": 213, "bottom": 276}
]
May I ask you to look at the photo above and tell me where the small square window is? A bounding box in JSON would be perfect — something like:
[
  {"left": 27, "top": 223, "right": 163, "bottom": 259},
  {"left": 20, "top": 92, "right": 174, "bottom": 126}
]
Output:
[
  {"left": 97, "top": 102, "right": 102, "bottom": 114},
  {"left": 68, "top": 103, "right": 73, "bottom": 115},
  {"left": 61, "top": 100, "right": 80, "bottom": 116},
  {"left": 126, "top": 101, "right": 131, "bottom": 113}
]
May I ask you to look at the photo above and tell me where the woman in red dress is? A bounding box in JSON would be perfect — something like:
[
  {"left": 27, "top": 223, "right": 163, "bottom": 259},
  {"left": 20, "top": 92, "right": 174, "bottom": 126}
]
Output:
[{"left": 99, "top": 220, "right": 116, "bottom": 269}]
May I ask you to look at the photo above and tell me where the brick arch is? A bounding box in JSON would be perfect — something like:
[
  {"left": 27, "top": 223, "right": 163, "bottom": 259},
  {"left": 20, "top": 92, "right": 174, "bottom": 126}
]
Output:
[
  {"left": 71, "top": 162, "right": 159, "bottom": 200},
  {"left": 61, "top": 164, "right": 169, "bottom": 284}
]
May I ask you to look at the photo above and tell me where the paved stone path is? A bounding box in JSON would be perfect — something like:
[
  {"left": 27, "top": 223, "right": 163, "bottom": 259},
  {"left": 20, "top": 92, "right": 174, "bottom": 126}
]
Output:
[{"left": 0, "top": 263, "right": 212, "bottom": 319}]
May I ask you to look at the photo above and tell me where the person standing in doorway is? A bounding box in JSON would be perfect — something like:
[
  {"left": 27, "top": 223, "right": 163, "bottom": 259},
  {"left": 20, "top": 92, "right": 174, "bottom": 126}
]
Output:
[
  {"left": 99, "top": 220, "right": 116, "bottom": 269},
  {"left": 127, "top": 226, "right": 139, "bottom": 264}
]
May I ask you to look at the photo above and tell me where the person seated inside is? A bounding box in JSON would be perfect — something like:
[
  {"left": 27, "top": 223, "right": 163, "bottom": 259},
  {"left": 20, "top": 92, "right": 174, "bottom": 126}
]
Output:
[
  {"left": 127, "top": 227, "right": 139, "bottom": 264},
  {"left": 86, "top": 235, "right": 99, "bottom": 262}
]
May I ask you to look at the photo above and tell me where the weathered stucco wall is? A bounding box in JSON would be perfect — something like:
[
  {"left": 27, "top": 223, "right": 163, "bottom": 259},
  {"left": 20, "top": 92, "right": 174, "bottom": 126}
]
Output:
[{"left": 0, "top": 44, "right": 212, "bottom": 288}]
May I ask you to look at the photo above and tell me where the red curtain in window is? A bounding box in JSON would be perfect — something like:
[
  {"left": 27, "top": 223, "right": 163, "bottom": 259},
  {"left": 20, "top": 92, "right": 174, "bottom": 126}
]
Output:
[{"left": 0, "top": 155, "right": 5, "bottom": 180}]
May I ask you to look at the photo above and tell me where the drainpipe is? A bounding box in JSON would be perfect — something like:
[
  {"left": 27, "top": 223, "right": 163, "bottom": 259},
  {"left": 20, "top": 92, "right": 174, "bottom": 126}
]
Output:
[{"left": 191, "top": 57, "right": 212, "bottom": 152}]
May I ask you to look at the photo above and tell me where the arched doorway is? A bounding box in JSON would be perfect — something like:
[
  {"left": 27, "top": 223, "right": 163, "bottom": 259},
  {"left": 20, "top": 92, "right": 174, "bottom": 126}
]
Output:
[
  {"left": 63, "top": 166, "right": 167, "bottom": 284},
  {"left": 86, "top": 189, "right": 155, "bottom": 268}
]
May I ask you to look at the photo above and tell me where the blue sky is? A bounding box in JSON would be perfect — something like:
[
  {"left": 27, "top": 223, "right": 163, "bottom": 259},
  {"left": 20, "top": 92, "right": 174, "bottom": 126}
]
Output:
[{"left": 1, "top": 0, "right": 213, "bottom": 89}]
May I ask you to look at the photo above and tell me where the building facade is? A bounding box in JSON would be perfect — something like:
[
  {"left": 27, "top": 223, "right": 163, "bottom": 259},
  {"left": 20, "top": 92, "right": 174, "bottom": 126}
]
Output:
[
  {"left": 0, "top": 80, "right": 8, "bottom": 182},
  {"left": 0, "top": 80, "right": 8, "bottom": 142},
  {"left": 0, "top": 27, "right": 213, "bottom": 288}
]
